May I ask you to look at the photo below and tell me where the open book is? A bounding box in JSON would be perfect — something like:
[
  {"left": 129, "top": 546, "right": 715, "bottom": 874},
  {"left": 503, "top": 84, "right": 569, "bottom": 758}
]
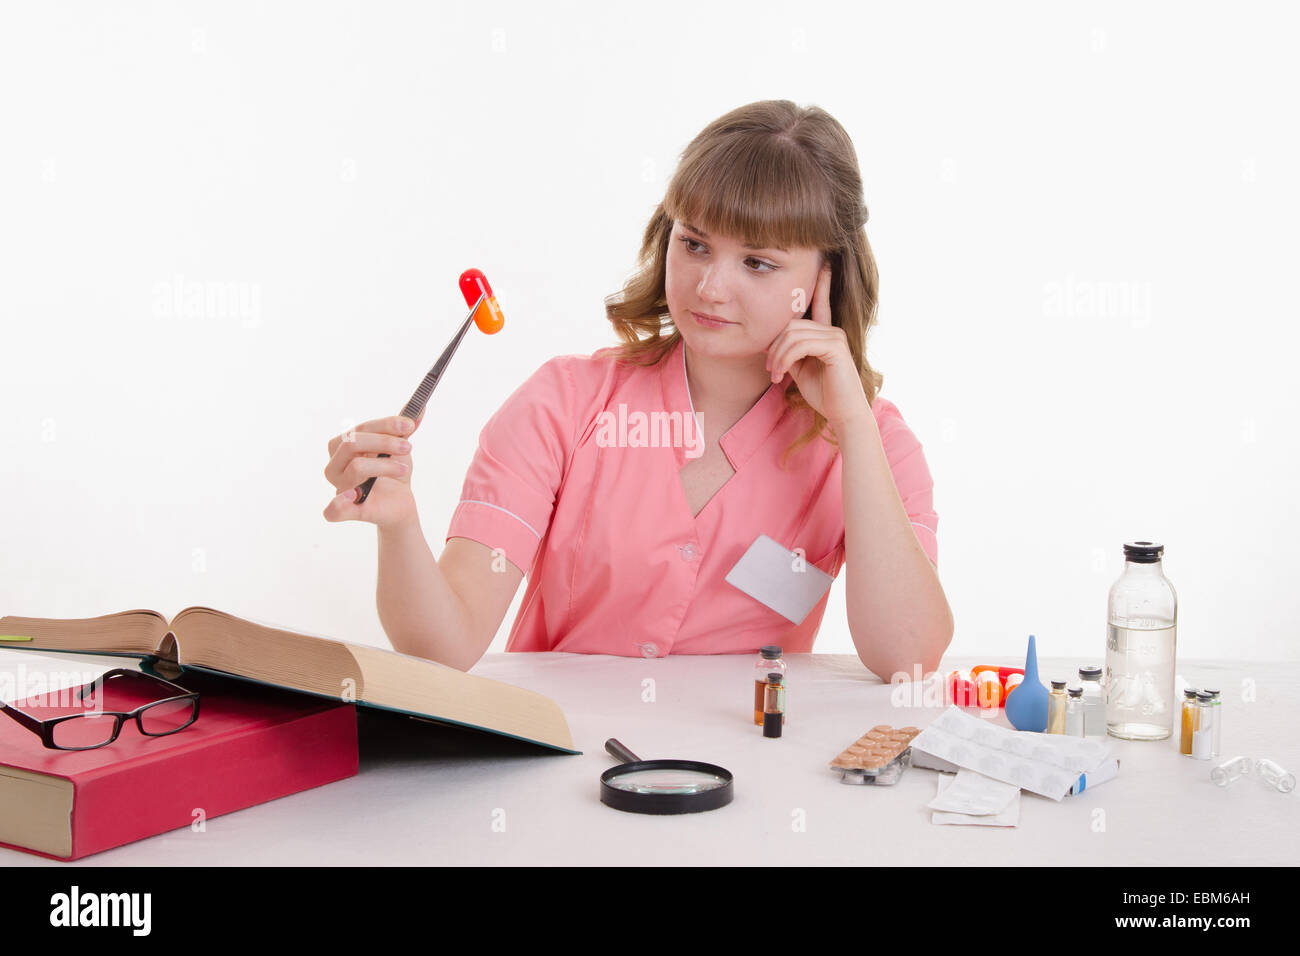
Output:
[{"left": 0, "top": 606, "right": 578, "bottom": 754}]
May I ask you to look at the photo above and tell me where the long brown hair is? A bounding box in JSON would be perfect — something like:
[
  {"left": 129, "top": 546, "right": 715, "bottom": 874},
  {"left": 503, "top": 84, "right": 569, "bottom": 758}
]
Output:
[{"left": 601, "top": 99, "right": 883, "bottom": 468}]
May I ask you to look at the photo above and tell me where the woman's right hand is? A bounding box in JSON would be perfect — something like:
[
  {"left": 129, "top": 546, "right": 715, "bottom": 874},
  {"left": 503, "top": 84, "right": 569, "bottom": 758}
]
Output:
[{"left": 322, "top": 409, "right": 426, "bottom": 530}]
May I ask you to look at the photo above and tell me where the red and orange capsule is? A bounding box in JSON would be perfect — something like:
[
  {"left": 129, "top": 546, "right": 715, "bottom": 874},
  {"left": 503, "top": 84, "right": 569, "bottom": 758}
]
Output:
[{"left": 459, "top": 268, "right": 505, "bottom": 334}]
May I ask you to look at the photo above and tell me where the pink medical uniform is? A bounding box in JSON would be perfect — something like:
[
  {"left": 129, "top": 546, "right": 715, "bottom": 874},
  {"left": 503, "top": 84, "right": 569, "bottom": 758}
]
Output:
[{"left": 445, "top": 336, "right": 938, "bottom": 657}]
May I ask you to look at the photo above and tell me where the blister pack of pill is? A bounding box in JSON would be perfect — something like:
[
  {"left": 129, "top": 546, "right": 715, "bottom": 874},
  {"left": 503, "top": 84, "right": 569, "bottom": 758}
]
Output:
[{"left": 828, "top": 725, "right": 921, "bottom": 786}]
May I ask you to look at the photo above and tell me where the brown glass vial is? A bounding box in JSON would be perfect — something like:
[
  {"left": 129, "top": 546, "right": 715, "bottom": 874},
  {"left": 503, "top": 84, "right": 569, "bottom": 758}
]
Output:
[
  {"left": 753, "top": 645, "right": 786, "bottom": 725},
  {"left": 763, "top": 673, "right": 786, "bottom": 738}
]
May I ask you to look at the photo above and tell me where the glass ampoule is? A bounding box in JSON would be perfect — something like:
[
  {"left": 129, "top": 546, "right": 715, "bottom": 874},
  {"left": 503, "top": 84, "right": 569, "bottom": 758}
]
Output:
[
  {"left": 1254, "top": 759, "right": 1296, "bottom": 793},
  {"left": 1211, "top": 755, "right": 1250, "bottom": 787}
]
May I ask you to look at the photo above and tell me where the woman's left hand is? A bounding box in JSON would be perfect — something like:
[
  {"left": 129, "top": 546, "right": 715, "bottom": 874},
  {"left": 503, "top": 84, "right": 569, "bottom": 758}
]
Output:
[{"left": 765, "top": 263, "right": 871, "bottom": 433}]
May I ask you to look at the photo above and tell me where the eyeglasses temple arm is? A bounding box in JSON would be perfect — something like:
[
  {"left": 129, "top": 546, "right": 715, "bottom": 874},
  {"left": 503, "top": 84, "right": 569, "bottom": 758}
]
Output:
[
  {"left": 75, "top": 667, "right": 191, "bottom": 702},
  {"left": 0, "top": 698, "right": 45, "bottom": 734}
]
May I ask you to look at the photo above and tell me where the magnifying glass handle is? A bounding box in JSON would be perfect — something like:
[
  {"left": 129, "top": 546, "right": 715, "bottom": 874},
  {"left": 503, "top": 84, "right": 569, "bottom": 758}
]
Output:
[{"left": 605, "top": 738, "right": 642, "bottom": 764}]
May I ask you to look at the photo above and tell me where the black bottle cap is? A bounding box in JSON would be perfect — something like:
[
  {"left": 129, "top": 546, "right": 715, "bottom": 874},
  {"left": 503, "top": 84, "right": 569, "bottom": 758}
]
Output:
[
  {"left": 760, "top": 645, "right": 783, "bottom": 659},
  {"left": 1123, "top": 541, "right": 1164, "bottom": 563},
  {"left": 1183, "top": 687, "right": 1199, "bottom": 698},
  {"left": 1205, "top": 688, "right": 1220, "bottom": 697},
  {"left": 767, "top": 672, "right": 784, "bottom": 683},
  {"left": 1051, "top": 680, "right": 1067, "bottom": 689},
  {"left": 763, "top": 710, "right": 783, "bottom": 737},
  {"left": 1068, "top": 686, "right": 1083, "bottom": 697},
  {"left": 1195, "top": 691, "right": 1214, "bottom": 702},
  {"left": 1079, "top": 665, "right": 1102, "bottom": 679}
]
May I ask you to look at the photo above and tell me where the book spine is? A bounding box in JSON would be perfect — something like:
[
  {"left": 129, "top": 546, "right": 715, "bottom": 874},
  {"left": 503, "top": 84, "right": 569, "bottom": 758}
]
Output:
[{"left": 68, "top": 705, "right": 358, "bottom": 860}]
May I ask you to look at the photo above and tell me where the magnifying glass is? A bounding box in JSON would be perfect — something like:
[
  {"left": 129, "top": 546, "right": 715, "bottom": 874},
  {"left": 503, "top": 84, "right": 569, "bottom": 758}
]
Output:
[{"left": 599, "top": 738, "right": 734, "bottom": 814}]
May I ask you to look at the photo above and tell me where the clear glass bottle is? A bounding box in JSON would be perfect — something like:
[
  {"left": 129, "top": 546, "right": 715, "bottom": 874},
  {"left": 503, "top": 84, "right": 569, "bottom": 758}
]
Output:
[
  {"left": 1078, "top": 665, "right": 1104, "bottom": 737},
  {"left": 754, "top": 646, "right": 786, "bottom": 726},
  {"left": 1105, "top": 541, "right": 1178, "bottom": 740},
  {"left": 1065, "top": 686, "right": 1085, "bottom": 736},
  {"left": 1047, "top": 680, "right": 1068, "bottom": 734}
]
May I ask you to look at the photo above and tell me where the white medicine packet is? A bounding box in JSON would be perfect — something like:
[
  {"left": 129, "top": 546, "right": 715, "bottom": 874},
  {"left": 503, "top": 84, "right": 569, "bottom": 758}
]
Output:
[
  {"left": 931, "top": 774, "right": 1021, "bottom": 827},
  {"left": 927, "top": 767, "right": 1020, "bottom": 815},
  {"left": 911, "top": 705, "right": 1113, "bottom": 801}
]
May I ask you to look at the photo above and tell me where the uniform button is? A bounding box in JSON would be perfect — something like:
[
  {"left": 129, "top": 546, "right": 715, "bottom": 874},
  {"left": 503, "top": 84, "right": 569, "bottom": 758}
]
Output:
[
  {"left": 678, "top": 543, "right": 699, "bottom": 562},
  {"left": 637, "top": 642, "right": 659, "bottom": 658}
]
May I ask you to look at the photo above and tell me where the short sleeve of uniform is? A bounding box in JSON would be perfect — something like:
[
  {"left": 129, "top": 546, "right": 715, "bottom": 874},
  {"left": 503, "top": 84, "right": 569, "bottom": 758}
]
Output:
[
  {"left": 445, "top": 357, "right": 577, "bottom": 576},
  {"left": 870, "top": 397, "right": 940, "bottom": 568}
]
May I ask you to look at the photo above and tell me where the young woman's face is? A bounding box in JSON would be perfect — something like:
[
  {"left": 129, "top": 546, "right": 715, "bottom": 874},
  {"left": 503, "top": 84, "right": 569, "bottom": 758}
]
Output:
[{"left": 665, "top": 219, "right": 823, "bottom": 362}]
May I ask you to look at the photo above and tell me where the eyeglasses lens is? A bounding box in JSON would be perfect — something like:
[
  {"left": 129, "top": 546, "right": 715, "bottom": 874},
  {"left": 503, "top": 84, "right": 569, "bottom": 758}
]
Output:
[
  {"left": 50, "top": 713, "right": 118, "bottom": 749},
  {"left": 139, "top": 698, "right": 197, "bottom": 735}
]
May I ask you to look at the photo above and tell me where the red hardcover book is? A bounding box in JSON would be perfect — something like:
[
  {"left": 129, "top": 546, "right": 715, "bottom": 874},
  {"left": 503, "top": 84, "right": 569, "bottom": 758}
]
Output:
[{"left": 0, "top": 669, "right": 358, "bottom": 861}]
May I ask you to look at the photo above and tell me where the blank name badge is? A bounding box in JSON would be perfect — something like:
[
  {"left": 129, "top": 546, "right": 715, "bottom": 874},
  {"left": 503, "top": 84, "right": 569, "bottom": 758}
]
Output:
[{"left": 724, "top": 533, "right": 834, "bottom": 625}]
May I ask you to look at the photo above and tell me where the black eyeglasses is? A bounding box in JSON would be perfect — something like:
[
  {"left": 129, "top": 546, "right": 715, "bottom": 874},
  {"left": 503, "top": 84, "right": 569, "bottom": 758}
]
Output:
[{"left": 0, "top": 668, "right": 200, "bottom": 751}]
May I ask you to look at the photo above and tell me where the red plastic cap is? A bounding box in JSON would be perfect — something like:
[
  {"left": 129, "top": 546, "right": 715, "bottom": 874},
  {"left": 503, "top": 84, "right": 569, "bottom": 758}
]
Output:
[{"left": 459, "top": 268, "right": 494, "bottom": 307}]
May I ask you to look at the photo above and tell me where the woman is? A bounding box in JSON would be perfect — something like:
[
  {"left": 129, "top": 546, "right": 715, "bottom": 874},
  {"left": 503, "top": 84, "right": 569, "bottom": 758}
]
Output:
[{"left": 323, "top": 100, "right": 953, "bottom": 678}]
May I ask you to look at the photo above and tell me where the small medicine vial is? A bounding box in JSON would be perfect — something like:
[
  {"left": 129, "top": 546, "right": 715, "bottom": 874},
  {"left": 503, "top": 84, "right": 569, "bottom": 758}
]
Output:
[
  {"left": 762, "top": 673, "right": 785, "bottom": 739},
  {"left": 1065, "top": 686, "right": 1085, "bottom": 737},
  {"left": 1047, "top": 680, "right": 1068, "bottom": 734},
  {"left": 1205, "top": 688, "right": 1222, "bottom": 758},
  {"left": 754, "top": 646, "right": 786, "bottom": 726},
  {"left": 1211, "top": 755, "right": 1251, "bottom": 787},
  {"left": 1078, "top": 665, "right": 1105, "bottom": 738},
  {"left": 1180, "top": 687, "right": 1198, "bottom": 756},
  {"left": 1254, "top": 759, "right": 1296, "bottom": 793},
  {"left": 1191, "top": 691, "right": 1214, "bottom": 760}
]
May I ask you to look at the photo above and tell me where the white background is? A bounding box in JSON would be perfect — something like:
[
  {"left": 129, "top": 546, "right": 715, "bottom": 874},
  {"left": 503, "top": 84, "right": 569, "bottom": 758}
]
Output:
[{"left": 2, "top": 1, "right": 1296, "bottom": 663}]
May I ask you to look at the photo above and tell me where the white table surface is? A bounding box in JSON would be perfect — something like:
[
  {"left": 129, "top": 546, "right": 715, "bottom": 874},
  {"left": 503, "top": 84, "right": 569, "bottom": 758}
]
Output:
[{"left": 2, "top": 651, "right": 1295, "bottom": 866}]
